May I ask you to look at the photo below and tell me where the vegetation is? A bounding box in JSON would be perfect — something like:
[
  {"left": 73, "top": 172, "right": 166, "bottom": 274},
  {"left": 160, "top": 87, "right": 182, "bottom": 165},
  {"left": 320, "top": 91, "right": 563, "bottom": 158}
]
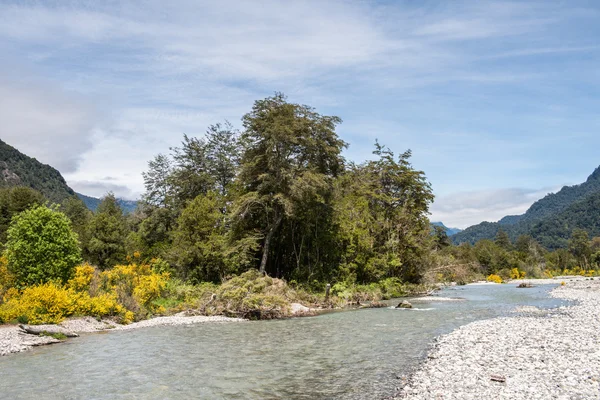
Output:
[
  {"left": 5, "top": 205, "right": 81, "bottom": 287},
  {"left": 2, "top": 93, "right": 600, "bottom": 326}
]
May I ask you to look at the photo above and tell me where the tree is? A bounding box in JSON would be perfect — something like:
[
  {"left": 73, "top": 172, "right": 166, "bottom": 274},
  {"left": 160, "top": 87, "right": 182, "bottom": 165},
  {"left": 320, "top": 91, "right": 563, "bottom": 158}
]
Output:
[
  {"left": 568, "top": 228, "right": 591, "bottom": 268},
  {"left": 0, "top": 187, "right": 45, "bottom": 244},
  {"left": 234, "top": 93, "right": 346, "bottom": 275},
  {"left": 86, "top": 193, "right": 128, "bottom": 269},
  {"left": 169, "top": 193, "right": 231, "bottom": 282},
  {"left": 62, "top": 196, "right": 92, "bottom": 250},
  {"left": 335, "top": 144, "right": 434, "bottom": 282},
  {"left": 4, "top": 205, "right": 81, "bottom": 287},
  {"left": 205, "top": 121, "right": 241, "bottom": 196},
  {"left": 494, "top": 229, "right": 512, "bottom": 250},
  {"left": 142, "top": 154, "right": 173, "bottom": 207},
  {"left": 433, "top": 225, "right": 451, "bottom": 250}
]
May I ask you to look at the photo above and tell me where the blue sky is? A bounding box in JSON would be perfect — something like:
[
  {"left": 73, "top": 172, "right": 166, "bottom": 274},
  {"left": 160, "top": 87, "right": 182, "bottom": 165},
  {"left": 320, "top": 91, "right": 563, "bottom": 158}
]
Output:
[{"left": 1, "top": 0, "right": 600, "bottom": 228}]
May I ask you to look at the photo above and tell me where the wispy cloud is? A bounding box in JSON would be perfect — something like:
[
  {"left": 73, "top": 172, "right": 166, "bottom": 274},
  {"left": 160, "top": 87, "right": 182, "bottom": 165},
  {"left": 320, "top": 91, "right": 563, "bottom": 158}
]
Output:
[{"left": 0, "top": 0, "right": 599, "bottom": 224}]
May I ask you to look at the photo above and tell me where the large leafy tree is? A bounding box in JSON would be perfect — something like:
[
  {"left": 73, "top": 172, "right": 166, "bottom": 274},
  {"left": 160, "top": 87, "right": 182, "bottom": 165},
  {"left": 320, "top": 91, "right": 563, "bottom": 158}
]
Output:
[
  {"left": 234, "top": 93, "right": 346, "bottom": 275},
  {"left": 5, "top": 205, "right": 81, "bottom": 287},
  {"left": 335, "top": 144, "right": 434, "bottom": 282}
]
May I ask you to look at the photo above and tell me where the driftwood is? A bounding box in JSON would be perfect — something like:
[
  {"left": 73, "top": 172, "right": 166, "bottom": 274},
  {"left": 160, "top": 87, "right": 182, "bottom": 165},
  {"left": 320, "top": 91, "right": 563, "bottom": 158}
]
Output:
[
  {"left": 490, "top": 374, "right": 506, "bottom": 383},
  {"left": 19, "top": 324, "right": 79, "bottom": 338}
]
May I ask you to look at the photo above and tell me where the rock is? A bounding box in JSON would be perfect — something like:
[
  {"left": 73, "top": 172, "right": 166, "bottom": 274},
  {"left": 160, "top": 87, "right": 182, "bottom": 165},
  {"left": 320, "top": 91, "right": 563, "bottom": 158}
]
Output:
[
  {"left": 517, "top": 282, "right": 534, "bottom": 288},
  {"left": 396, "top": 300, "right": 413, "bottom": 309},
  {"left": 290, "top": 303, "right": 311, "bottom": 314}
]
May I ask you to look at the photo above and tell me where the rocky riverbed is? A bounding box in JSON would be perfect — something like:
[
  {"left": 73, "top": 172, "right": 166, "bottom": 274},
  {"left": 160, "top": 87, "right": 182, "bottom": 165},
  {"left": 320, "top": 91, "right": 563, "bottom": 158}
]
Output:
[{"left": 397, "top": 279, "right": 600, "bottom": 399}]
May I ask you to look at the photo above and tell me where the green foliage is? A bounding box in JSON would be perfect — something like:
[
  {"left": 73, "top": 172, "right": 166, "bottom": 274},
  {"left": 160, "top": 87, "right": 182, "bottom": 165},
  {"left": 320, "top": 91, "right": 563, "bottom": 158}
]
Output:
[
  {"left": 334, "top": 144, "right": 433, "bottom": 283},
  {"left": 234, "top": 93, "right": 346, "bottom": 275},
  {"left": 0, "top": 186, "right": 45, "bottom": 245},
  {"left": 208, "top": 270, "right": 297, "bottom": 319},
  {"left": 4, "top": 205, "right": 81, "bottom": 287},
  {"left": 169, "top": 192, "right": 253, "bottom": 282},
  {"left": 86, "top": 193, "right": 128, "bottom": 270}
]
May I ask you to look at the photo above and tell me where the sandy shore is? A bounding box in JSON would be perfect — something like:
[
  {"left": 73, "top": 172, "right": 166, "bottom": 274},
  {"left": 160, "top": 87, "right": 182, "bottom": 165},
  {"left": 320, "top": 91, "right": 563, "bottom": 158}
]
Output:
[
  {"left": 397, "top": 278, "right": 600, "bottom": 399},
  {"left": 0, "top": 313, "right": 244, "bottom": 357}
]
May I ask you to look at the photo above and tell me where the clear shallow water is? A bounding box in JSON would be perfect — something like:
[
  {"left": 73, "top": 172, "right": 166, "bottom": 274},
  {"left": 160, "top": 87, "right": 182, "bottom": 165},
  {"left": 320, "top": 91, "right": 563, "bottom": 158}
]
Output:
[{"left": 0, "top": 284, "right": 565, "bottom": 400}]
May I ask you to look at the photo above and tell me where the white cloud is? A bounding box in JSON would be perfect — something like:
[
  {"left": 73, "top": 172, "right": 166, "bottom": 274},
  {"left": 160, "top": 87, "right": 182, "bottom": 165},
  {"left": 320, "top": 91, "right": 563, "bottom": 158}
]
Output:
[
  {"left": 0, "top": 74, "right": 101, "bottom": 173},
  {"left": 430, "top": 186, "right": 562, "bottom": 229}
]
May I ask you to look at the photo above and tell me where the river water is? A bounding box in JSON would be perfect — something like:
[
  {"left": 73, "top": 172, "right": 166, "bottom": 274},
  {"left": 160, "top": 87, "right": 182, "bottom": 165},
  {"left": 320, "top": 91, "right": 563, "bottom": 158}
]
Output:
[{"left": 0, "top": 283, "right": 565, "bottom": 399}]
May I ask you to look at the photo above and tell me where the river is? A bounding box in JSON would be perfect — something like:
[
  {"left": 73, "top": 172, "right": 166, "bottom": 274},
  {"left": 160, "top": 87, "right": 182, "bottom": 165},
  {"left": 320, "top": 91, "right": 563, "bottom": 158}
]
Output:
[{"left": 0, "top": 283, "right": 565, "bottom": 399}]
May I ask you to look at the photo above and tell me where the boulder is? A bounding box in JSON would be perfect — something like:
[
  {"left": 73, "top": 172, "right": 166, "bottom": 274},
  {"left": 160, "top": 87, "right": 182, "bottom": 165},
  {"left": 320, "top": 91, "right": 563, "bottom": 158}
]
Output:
[{"left": 396, "top": 300, "right": 413, "bottom": 309}]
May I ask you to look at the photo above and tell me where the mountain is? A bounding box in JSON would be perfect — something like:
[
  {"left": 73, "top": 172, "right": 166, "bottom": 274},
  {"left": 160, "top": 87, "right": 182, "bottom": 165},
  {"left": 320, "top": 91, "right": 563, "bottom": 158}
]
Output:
[
  {"left": 77, "top": 193, "right": 138, "bottom": 214},
  {"left": 431, "top": 222, "right": 462, "bottom": 236},
  {"left": 0, "top": 138, "right": 138, "bottom": 214},
  {"left": 453, "top": 166, "right": 600, "bottom": 248},
  {"left": 0, "top": 139, "right": 75, "bottom": 203}
]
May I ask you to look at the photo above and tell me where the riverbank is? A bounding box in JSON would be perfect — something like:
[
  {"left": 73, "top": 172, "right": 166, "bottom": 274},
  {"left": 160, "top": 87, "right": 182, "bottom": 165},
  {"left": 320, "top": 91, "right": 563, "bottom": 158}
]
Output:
[
  {"left": 0, "top": 313, "right": 244, "bottom": 357},
  {"left": 396, "top": 278, "right": 600, "bottom": 399}
]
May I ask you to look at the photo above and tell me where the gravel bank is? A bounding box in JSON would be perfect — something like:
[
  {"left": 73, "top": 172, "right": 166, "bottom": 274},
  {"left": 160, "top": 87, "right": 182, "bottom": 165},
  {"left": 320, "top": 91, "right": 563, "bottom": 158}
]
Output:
[
  {"left": 397, "top": 279, "right": 600, "bottom": 399},
  {"left": 0, "top": 313, "right": 244, "bottom": 357}
]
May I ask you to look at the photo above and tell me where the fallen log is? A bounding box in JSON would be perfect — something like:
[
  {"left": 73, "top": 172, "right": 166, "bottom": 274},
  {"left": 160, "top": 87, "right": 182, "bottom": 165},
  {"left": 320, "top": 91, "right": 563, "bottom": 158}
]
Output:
[{"left": 19, "top": 324, "right": 79, "bottom": 338}]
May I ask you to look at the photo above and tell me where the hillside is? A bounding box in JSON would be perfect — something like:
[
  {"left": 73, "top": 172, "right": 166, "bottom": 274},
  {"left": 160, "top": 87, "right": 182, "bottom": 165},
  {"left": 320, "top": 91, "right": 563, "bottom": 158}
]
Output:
[
  {"left": 529, "top": 191, "right": 600, "bottom": 249},
  {"left": 0, "top": 139, "right": 75, "bottom": 203},
  {"left": 453, "top": 166, "right": 600, "bottom": 248},
  {"left": 77, "top": 193, "right": 138, "bottom": 214}
]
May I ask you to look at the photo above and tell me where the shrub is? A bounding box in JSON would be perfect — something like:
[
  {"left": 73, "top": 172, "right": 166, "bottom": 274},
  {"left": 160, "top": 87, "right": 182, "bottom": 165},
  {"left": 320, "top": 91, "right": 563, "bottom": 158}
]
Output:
[
  {"left": 208, "top": 270, "right": 295, "bottom": 319},
  {"left": 5, "top": 205, "right": 81, "bottom": 287},
  {"left": 100, "top": 263, "right": 169, "bottom": 317},
  {"left": 486, "top": 274, "right": 503, "bottom": 284},
  {"left": 0, "top": 282, "right": 126, "bottom": 324},
  {"left": 510, "top": 268, "right": 526, "bottom": 279}
]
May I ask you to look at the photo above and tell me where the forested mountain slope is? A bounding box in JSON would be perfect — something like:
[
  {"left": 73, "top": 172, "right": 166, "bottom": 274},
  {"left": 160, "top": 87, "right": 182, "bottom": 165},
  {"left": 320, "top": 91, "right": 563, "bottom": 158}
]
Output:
[
  {"left": 453, "top": 166, "right": 600, "bottom": 247},
  {"left": 0, "top": 139, "right": 75, "bottom": 203}
]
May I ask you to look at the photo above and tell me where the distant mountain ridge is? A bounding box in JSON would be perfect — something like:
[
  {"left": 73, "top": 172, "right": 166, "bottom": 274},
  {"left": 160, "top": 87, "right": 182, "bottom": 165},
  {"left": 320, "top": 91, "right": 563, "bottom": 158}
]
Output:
[
  {"left": 431, "top": 222, "right": 462, "bottom": 236},
  {"left": 77, "top": 192, "right": 138, "bottom": 214},
  {"left": 0, "top": 138, "right": 137, "bottom": 214},
  {"left": 0, "top": 138, "right": 75, "bottom": 203},
  {"left": 453, "top": 166, "right": 600, "bottom": 248}
]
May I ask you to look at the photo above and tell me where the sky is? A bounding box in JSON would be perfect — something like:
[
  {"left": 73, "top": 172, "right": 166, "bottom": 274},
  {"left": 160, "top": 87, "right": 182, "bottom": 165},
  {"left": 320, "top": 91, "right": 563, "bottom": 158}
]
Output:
[{"left": 1, "top": 0, "right": 600, "bottom": 229}]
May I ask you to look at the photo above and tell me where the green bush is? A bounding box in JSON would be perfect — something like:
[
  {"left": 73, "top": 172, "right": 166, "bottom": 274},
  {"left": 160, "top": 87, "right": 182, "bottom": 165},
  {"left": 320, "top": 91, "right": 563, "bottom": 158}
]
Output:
[{"left": 5, "top": 205, "right": 82, "bottom": 287}]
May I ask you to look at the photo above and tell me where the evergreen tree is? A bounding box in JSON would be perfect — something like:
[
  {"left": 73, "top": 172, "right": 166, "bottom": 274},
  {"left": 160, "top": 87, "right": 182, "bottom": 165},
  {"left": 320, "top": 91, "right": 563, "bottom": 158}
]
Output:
[{"left": 86, "top": 193, "right": 128, "bottom": 269}]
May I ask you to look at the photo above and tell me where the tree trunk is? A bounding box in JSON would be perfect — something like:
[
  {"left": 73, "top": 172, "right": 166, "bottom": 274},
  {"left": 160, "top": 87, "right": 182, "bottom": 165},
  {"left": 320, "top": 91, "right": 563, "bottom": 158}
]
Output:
[{"left": 259, "top": 213, "right": 283, "bottom": 274}]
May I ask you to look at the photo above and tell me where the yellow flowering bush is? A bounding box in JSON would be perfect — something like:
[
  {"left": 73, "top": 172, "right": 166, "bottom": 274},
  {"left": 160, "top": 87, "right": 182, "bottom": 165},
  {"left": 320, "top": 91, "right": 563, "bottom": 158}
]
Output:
[
  {"left": 510, "top": 268, "right": 526, "bottom": 279},
  {"left": 100, "top": 263, "right": 169, "bottom": 315},
  {"left": 68, "top": 264, "right": 96, "bottom": 292},
  {"left": 0, "top": 261, "right": 170, "bottom": 325},
  {"left": 0, "top": 283, "right": 126, "bottom": 324},
  {"left": 486, "top": 274, "right": 503, "bottom": 284}
]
